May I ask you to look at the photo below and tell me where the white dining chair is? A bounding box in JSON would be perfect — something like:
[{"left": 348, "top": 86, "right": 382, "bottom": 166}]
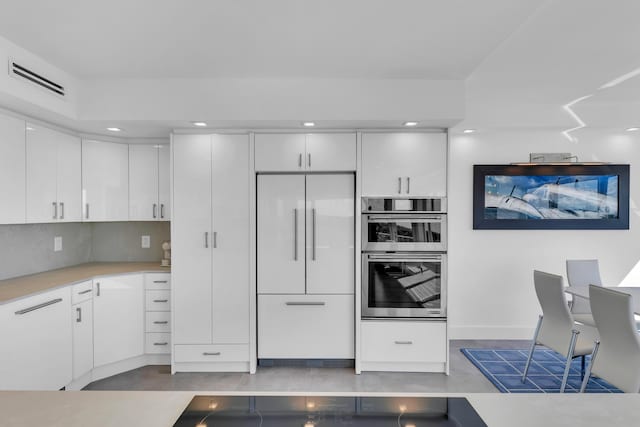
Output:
[
  {"left": 523, "top": 270, "right": 599, "bottom": 392},
  {"left": 566, "top": 259, "right": 602, "bottom": 326},
  {"left": 580, "top": 285, "right": 640, "bottom": 393}
]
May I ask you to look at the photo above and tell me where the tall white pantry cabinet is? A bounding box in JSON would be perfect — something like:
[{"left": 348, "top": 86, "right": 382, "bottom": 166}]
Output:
[{"left": 171, "top": 134, "right": 251, "bottom": 372}]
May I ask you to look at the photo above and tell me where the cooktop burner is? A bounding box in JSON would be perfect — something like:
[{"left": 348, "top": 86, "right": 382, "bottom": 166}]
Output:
[{"left": 174, "top": 395, "right": 487, "bottom": 426}]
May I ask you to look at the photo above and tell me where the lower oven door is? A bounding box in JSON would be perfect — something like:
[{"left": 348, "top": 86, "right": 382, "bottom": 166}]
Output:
[
  {"left": 362, "top": 214, "right": 447, "bottom": 252},
  {"left": 362, "top": 253, "right": 446, "bottom": 318}
]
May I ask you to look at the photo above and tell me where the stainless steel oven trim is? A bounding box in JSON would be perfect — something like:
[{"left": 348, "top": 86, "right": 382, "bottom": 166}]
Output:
[
  {"left": 362, "top": 214, "right": 447, "bottom": 252},
  {"left": 362, "top": 197, "right": 447, "bottom": 214},
  {"left": 361, "top": 252, "right": 447, "bottom": 319}
]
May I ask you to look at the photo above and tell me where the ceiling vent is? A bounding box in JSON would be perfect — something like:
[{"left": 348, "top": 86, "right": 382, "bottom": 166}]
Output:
[{"left": 8, "top": 59, "right": 65, "bottom": 97}]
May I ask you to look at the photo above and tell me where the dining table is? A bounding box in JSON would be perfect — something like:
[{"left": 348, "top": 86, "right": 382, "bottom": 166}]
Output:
[{"left": 565, "top": 285, "right": 640, "bottom": 315}]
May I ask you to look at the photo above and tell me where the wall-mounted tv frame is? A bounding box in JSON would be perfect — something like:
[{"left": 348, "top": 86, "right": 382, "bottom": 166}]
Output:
[{"left": 473, "top": 164, "right": 630, "bottom": 230}]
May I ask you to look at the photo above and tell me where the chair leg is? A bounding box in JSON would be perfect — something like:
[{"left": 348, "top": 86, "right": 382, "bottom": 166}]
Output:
[
  {"left": 581, "top": 355, "right": 585, "bottom": 379},
  {"left": 560, "top": 329, "right": 579, "bottom": 393},
  {"left": 522, "top": 315, "right": 543, "bottom": 383},
  {"left": 580, "top": 341, "right": 600, "bottom": 393}
]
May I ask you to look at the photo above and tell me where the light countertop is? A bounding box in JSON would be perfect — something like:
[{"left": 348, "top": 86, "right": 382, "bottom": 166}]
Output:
[
  {"left": 1, "top": 391, "right": 639, "bottom": 427},
  {"left": 0, "top": 262, "right": 170, "bottom": 304}
]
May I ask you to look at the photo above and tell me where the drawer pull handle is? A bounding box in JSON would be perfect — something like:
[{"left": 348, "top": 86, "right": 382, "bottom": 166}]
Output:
[
  {"left": 153, "top": 280, "right": 168, "bottom": 284},
  {"left": 394, "top": 340, "right": 413, "bottom": 345},
  {"left": 153, "top": 321, "right": 169, "bottom": 324},
  {"left": 153, "top": 299, "right": 169, "bottom": 303},
  {"left": 78, "top": 289, "right": 92, "bottom": 295},
  {"left": 153, "top": 342, "right": 168, "bottom": 346},
  {"left": 203, "top": 352, "right": 221, "bottom": 356},
  {"left": 15, "top": 298, "right": 63, "bottom": 315},
  {"left": 285, "top": 302, "right": 325, "bottom": 306}
]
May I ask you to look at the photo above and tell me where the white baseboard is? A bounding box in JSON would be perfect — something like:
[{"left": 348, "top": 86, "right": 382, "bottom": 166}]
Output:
[
  {"left": 173, "top": 361, "right": 250, "bottom": 372},
  {"left": 359, "top": 361, "right": 446, "bottom": 373},
  {"left": 448, "top": 325, "right": 535, "bottom": 340},
  {"left": 66, "top": 354, "right": 170, "bottom": 390}
]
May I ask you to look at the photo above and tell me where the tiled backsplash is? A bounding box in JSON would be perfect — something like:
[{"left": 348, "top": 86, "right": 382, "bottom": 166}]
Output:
[{"left": 0, "top": 222, "right": 170, "bottom": 280}]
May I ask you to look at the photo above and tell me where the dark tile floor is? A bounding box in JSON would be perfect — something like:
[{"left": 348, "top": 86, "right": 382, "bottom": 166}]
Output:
[{"left": 84, "top": 340, "right": 530, "bottom": 393}]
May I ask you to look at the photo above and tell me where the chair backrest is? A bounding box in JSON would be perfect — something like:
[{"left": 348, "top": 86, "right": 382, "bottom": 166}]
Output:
[
  {"left": 589, "top": 285, "right": 640, "bottom": 393},
  {"left": 534, "top": 270, "right": 575, "bottom": 354},
  {"left": 566, "top": 259, "right": 602, "bottom": 314}
]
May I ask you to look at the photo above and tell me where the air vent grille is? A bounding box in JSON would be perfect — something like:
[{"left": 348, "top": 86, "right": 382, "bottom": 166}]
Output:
[{"left": 9, "top": 60, "right": 65, "bottom": 97}]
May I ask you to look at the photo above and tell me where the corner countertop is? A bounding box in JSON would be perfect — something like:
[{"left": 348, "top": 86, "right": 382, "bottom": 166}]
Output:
[
  {"left": 1, "top": 391, "right": 639, "bottom": 427},
  {"left": 0, "top": 262, "right": 171, "bottom": 305}
]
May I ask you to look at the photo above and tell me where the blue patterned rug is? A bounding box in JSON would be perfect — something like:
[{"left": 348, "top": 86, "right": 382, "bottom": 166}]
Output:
[{"left": 461, "top": 348, "right": 622, "bottom": 393}]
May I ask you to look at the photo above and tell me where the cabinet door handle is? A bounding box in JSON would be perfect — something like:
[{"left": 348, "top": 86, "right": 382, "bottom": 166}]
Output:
[
  {"left": 285, "top": 301, "right": 325, "bottom": 306},
  {"left": 76, "top": 307, "right": 82, "bottom": 322},
  {"left": 153, "top": 321, "right": 169, "bottom": 324},
  {"left": 153, "top": 299, "right": 168, "bottom": 303},
  {"left": 96, "top": 282, "right": 100, "bottom": 297},
  {"left": 78, "top": 289, "right": 92, "bottom": 295},
  {"left": 406, "top": 177, "right": 410, "bottom": 194},
  {"left": 204, "top": 232, "right": 209, "bottom": 248},
  {"left": 52, "top": 202, "right": 58, "bottom": 219},
  {"left": 293, "top": 208, "right": 298, "bottom": 261},
  {"left": 153, "top": 280, "right": 168, "bottom": 284},
  {"left": 312, "top": 208, "right": 316, "bottom": 261},
  {"left": 15, "top": 298, "right": 63, "bottom": 315},
  {"left": 398, "top": 177, "right": 402, "bottom": 194},
  {"left": 213, "top": 231, "right": 217, "bottom": 248},
  {"left": 298, "top": 153, "right": 302, "bottom": 168},
  {"left": 203, "top": 352, "right": 221, "bottom": 356},
  {"left": 308, "top": 153, "right": 311, "bottom": 167},
  {"left": 394, "top": 340, "right": 413, "bottom": 345},
  {"left": 160, "top": 204, "right": 165, "bottom": 218},
  {"left": 153, "top": 203, "right": 157, "bottom": 219},
  {"left": 85, "top": 203, "right": 90, "bottom": 219},
  {"left": 154, "top": 342, "right": 168, "bottom": 346},
  {"left": 60, "top": 202, "right": 64, "bottom": 220}
]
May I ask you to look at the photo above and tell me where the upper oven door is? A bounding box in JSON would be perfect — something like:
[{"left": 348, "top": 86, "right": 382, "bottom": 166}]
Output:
[{"left": 362, "top": 214, "right": 447, "bottom": 252}]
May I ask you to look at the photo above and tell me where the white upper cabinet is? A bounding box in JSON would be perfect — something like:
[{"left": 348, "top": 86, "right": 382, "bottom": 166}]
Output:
[
  {"left": 255, "top": 133, "right": 356, "bottom": 172},
  {"left": 0, "top": 113, "right": 26, "bottom": 224},
  {"left": 129, "top": 144, "right": 170, "bottom": 221},
  {"left": 305, "top": 133, "right": 356, "bottom": 171},
  {"left": 26, "top": 124, "right": 81, "bottom": 223},
  {"left": 82, "top": 140, "right": 129, "bottom": 221},
  {"left": 254, "top": 133, "right": 306, "bottom": 171},
  {"left": 158, "top": 144, "right": 171, "bottom": 220},
  {"left": 362, "top": 133, "right": 447, "bottom": 197}
]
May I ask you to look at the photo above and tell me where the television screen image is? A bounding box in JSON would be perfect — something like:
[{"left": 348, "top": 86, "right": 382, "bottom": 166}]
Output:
[
  {"left": 484, "top": 174, "right": 619, "bottom": 220},
  {"left": 473, "top": 164, "right": 629, "bottom": 230}
]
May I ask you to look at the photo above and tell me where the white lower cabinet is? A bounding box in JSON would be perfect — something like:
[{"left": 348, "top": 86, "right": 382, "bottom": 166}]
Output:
[
  {"left": 72, "top": 298, "right": 94, "bottom": 380},
  {"left": 93, "top": 275, "right": 144, "bottom": 367},
  {"left": 360, "top": 320, "right": 447, "bottom": 372},
  {"left": 145, "top": 333, "right": 172, "bottom": 354},
  {"left": 174, "top": 344, "right": 250, "bottom": 363},
  {"left": 0, "top": 287, "right": 72, "bottom": 390},
  {"left": 145, "top": 272, "right": 171, "bottom": 354},
  {"left": 258, "top": 294, "right": 354, "bottom": 359}
]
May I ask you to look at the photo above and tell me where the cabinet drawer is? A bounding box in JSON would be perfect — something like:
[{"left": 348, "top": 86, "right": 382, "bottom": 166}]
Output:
[
  {"left": 145, "top": 273, "right": 171, "bottom": 290},
  {"left": 145, "top": 333, "right": 171, "bottom": 354},
  {"left": 361, "top": 320, "right": 446, "bottom": 363},
  {"left": 258, "top": 294, "right": 354, "bottom": 359},
  {"left": 174, "top": 344, "right": 249, "bottom": 362},
  {"left": 71, "top": 280, "right": 94, "bottom": 304},
  {"left": 145, "top": 290, "right": 170, "bottom": 311},
  {"left": 145, "top": 311, "right": 171, "bottom": 332}
]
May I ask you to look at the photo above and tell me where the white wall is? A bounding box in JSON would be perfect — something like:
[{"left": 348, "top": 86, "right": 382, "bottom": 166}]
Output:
[{"left": 448, "top": 127, "right": 640, "bottom": 339}]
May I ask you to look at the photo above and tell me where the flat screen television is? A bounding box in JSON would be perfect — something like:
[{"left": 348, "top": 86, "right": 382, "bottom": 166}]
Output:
[{"left": 473, "top": 164, "right": 630, "bottom": 230}]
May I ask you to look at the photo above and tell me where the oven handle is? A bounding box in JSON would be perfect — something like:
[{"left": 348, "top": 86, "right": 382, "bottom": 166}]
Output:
[
  {"left": 366, "top": 254, "right": 443, "bottom": 261},
  {"left": 365, "top": 214, "right": 445, "bottom": 221}
]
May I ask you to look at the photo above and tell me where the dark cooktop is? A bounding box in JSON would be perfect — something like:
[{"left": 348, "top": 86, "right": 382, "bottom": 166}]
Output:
[{"left": 174, "top": 395, "right": 487, "bottom": 427}]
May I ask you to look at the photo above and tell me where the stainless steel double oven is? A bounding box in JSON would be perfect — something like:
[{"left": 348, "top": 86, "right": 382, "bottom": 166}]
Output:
[{"left": 362, "top": 197, "right": 447, "bottom": 319}]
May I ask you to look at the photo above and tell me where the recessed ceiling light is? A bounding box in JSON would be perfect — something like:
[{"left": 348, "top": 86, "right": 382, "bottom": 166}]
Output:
[
  {"left": 463, "top": 129, "right": 476, "bottom": 133},
  {"left": 192, "top": 122, "right": 207, "bottom": 127},
  {"left": 302, "top": 122, "right": 315, "bottom": 127},
  {"left": 403, "top": 121, "right": 418, "bottom": 127},
  {"left": 26, "top": 126, "right": 34, "bottom": 131},
  {"left": 626, "top": 127, "right": 640, "bottom": 132},
  {"left": 106, "top": 127, "right": 121, "bottom": 132}
]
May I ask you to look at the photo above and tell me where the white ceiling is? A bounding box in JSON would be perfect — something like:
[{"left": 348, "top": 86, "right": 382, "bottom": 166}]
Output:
[{"left": 0, "top": 0, "right": 543, "bottom": 79}]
